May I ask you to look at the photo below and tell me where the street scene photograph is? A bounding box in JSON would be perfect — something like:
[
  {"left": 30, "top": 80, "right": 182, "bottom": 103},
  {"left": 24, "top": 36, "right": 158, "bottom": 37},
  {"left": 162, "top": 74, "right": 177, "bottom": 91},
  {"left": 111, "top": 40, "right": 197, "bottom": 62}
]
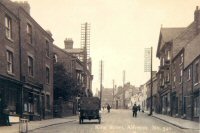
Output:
[{"left": 0, "top": 0, "right": 199, "bottom": 133}]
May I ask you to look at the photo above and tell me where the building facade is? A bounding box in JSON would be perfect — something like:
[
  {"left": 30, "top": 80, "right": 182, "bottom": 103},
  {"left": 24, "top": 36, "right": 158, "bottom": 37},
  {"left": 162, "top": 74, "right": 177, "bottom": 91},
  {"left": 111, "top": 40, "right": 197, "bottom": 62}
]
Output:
[
  {"left": 146, "top": 72, "right": 159, "bottom": 113},
  {"left": 63, "top": 38, "right": 93, "bottom": 96},
  {"left": 0, "top": 0, "right": 54, "bottom": 121},
  {"left": 101, "top": 88, "right": 113, "bottom": 108},
  {"left": 156, "top": 6, "right": 200, "bottom": 121}
]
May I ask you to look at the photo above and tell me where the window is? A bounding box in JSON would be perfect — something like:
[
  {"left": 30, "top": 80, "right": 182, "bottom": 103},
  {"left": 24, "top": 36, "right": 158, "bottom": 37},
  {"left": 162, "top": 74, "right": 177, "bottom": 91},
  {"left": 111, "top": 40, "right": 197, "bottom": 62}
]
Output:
[
  {"left": 162, "top": 78, "right": 165, "bottom": 86},
  {"left": 180, "top": 54, "right": 183, "bottom": 65},
  {"left": 173, "top": 75, "right": 176, "bottom": 87},
  {"left": 46, "top": 67, "right": 50, "bottom": 84},
  {"left": 194, "top": 96, "right": 200, "bottom": 117},
  {"left": 53, "top": 54, "right": 58, "bottom": 63},
  {"left": 188, "top": 68, "right": 191, "bottom": 80},
  {"left": 5, "top": 16, "right": 12, "bottom": 39},
  {"left": 162, "top": 57, "right": 165, "bottom": 66},
  {"left": 27, "top": 24, "right": 32, "bottom": 44},
  {"left": 6, "top": 50, "right": 14, "bottom": 73},
  {"left": 195, "top": 63, "right": 199, "bottom": 84},
  {"left": 46, "top": 95, "right": 50, "bottom": 110},
  {"left": 28, "top": 56, "right": 33, "bottom": 76},
  {"left": 173, "top": 73, "right": 176, "bottom": 83},
  {"left": 166, "top": 73, "right": 170, "bottom": 82},
  {"left": 167, "top": 50, "right": 170, "bottom": 60},
  {"left": 46, "top": 40, "right": 50, "bottom": 57},
  {"left": 180, "top": 70, "right": 183, "bottom": 83}
]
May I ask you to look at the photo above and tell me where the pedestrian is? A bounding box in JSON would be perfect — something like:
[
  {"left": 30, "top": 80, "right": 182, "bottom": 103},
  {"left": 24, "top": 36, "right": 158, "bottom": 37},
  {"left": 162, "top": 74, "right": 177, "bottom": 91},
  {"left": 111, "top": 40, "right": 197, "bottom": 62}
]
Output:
[
  {"left": 138, "top": 105, "right": 141, "bottom": 112},
  {"left": 107, "top": 104, "right": 111, "bottom": 113},
  {"left": 3, "top": 104, "right": 11, "bottom": 126},
  {"left": 132, "top": 103, "right": 138, "bottom": 117}
]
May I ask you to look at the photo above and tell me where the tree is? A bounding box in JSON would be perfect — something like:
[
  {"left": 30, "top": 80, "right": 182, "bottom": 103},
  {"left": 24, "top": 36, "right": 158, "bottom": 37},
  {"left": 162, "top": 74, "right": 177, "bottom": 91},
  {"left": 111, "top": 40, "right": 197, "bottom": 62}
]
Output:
[{"left": 53, "top": 63, "right": 79, "bottom": 101}]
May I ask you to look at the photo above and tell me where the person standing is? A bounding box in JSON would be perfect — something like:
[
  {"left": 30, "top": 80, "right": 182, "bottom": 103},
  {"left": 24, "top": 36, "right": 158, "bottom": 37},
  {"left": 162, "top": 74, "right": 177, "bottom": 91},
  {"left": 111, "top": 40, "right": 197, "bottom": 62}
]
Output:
[
  {"left": 107, "top": 104, "right": 111, "bottom": 113},
  {"left": 138, "top": 105, "right": 141, "bottom": 112},
  {"left": 132, "top": 103, "right": 138, "bottom": 117}
]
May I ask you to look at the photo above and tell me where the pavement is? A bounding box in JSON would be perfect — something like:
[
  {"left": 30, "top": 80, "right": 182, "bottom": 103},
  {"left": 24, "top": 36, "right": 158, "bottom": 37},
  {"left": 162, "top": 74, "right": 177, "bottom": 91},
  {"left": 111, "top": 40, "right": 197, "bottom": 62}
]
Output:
[
  {"left": 0, "top": 115, "right": 77, "bottom": 133},
  {"left": 144, "top": 110, "right": 200, "bottom": 130}
]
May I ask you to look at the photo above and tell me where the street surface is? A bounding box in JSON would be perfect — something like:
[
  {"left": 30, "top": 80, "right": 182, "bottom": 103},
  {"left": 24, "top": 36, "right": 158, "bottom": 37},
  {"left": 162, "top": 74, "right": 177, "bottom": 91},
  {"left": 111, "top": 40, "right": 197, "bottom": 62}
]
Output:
[{"left": 31, "top": 109, "right": 199, "bottom": 133}]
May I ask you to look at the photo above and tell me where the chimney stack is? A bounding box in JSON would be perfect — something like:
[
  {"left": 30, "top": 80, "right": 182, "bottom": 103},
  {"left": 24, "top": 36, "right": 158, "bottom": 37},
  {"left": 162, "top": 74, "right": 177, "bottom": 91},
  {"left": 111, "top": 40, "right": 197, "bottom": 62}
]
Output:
[
  {"left": 15, "top": 1, "right": 30, "bottom": 14},
  {"left": 64, "top": 38, "right": 73, "bottom": 49},
  {"left": 194, "top": 6, "right": 200, "bottom": 34}
]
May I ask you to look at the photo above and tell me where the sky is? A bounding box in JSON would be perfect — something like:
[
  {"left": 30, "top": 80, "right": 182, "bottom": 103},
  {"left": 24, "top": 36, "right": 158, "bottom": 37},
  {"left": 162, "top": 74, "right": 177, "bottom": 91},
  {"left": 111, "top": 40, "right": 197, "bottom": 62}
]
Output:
[{"left": 14, "top": 0, "right": 200, "bottom": 94}]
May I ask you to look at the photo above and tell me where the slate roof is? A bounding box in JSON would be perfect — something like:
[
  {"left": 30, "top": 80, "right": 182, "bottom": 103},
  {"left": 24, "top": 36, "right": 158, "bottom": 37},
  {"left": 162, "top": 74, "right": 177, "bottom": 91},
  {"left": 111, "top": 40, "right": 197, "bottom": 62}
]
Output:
[
  {"left": 172, "top": 22, "right": 197, "bottom": 58},
  {"left": 64, "top": 48, "right": 84, "bottom": 54},
  {"left": 156, "top": 27, "right": 185, "bottom": 57},
  {"left": 184, "top": 33, "right": 200, "bottom": 68}
]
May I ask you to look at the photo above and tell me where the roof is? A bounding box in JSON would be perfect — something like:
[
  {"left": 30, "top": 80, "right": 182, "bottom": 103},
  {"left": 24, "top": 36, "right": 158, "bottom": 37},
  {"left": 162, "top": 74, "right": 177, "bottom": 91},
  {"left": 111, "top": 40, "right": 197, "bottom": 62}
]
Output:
[
  {"left": 156, "top": 27, "right": 185, "bottom": 57},
  {"left": 64, "top": 48, "right": 84, "bottom": 54},
  {"left": 172, "top": 22, "right": 197, "bottom": 58},
  {"left": 184, "top": 33, "right": 200, "bottom": 68},
  {"left": 161, "top": 28, "right": 185, "bottom": 43}
]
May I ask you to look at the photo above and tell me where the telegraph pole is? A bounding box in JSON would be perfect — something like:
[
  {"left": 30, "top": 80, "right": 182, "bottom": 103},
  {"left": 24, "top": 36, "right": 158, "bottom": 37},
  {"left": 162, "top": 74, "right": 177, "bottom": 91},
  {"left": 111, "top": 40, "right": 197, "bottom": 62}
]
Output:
[
  {"left": 100, "top": 60, "right": 103, "bottom": 110},
  {"left": 112, "top": 80, "right": 115, "bottom": 108},
  {"left": 144, "top": 47, "right": 153, "bottom": 115},
  {"left": 150, "top": 47, "right": 153, "bottom": 115},
  {"left": 123, "top": 70, "right": 126, "bottom": 109}
]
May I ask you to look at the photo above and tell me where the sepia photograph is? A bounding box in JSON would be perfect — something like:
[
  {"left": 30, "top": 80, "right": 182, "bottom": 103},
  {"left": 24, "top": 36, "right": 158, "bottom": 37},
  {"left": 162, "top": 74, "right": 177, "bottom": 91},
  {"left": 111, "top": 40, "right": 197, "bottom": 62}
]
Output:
[{"left": 0, "top": 0, "right": 199, "bottom": 133}]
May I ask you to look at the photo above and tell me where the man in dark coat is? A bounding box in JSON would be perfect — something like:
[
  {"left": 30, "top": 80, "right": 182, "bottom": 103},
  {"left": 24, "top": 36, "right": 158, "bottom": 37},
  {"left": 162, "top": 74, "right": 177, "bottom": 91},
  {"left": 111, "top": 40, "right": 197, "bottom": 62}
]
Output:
[
  {"left": 107, "top": 104, "right": 111, "bottom": 113},
  {"left": 132, "top": 103, "right": 138, "bottom": 117}
]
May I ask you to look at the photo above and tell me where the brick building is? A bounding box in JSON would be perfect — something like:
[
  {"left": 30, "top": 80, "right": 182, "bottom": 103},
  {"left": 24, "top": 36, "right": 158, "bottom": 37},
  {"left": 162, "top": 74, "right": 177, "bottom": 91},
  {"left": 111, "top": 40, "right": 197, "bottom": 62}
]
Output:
[
  {"left": 0, "top": 1, "right": 22, "bottom": 124},
  {"left": 146, "top": 71, "right": 159, "bottom": 113},
  {"left": 183, "top": 34, "right": 200, "bottom": 121},
  {"left": 0, "top": 0, "right": 54, "bottom": 121},
  {"left": 156, "top": 6, "right": 200, "bottom": 121},
  {"left": 157, "top": 27, "right": 184, "bottom": 115},
  {"left": 53, "top": 44, "right": 88, "bottom": 96},
  {"left": 63, "top": 38, "right": 93, "bottom": 96}
]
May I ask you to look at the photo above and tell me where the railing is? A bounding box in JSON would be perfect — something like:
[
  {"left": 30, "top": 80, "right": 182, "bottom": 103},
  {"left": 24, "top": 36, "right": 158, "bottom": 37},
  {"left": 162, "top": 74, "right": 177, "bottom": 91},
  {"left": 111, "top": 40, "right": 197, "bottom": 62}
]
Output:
[{"left": 19, "top": 118, "right": 28, "bottom": 133}]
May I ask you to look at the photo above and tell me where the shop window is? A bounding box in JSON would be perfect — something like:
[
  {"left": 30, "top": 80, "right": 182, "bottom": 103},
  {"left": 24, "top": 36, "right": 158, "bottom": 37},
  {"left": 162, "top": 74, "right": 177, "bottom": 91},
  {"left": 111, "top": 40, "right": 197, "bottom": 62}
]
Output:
[{"left": 194, "top": 96, "right": 200, "bottom": 117}]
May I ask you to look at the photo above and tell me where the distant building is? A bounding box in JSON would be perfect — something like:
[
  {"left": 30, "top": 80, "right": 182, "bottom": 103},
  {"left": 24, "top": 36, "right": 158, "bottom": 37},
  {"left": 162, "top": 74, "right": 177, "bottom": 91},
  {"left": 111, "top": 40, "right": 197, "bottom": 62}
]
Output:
[
  {"left": 102, "top": 88, "right": 113, "bottom": 107},
  {"left": 146, "top": 71, "right": 158, "bottom": 113},
  {"left": 140, "top": 84, "right": 147, "bottom": 111},
  {"left": 114, "top": 83, "right": 138, "bottom": 109},
  {"left": 64, "top": 38, "right": 84, "bottom": 61},
  {"left": 63, "top": 38, "right": 93, "bottom": 96}
]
